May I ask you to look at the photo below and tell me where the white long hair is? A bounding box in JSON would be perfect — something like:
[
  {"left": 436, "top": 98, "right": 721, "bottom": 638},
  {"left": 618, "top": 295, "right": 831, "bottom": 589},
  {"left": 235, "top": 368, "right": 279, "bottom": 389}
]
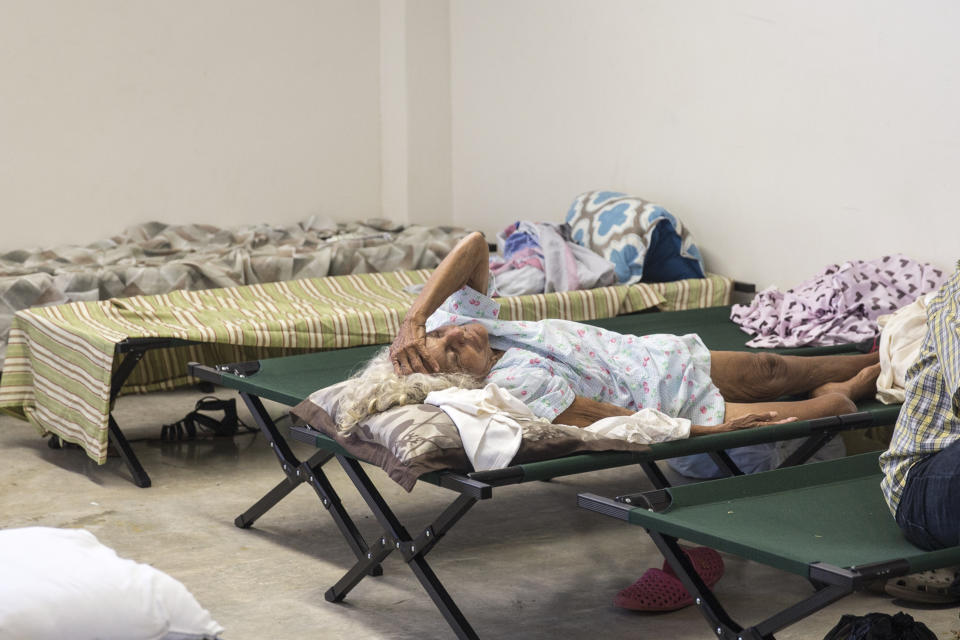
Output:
[{"left": 336, "top": 348, "right": 483, "bottom": 433}]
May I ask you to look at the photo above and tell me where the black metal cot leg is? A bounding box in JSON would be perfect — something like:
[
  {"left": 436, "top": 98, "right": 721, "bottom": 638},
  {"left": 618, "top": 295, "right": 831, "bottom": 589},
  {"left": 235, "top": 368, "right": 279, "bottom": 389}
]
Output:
[
  {"left": 234, "top": 477, "right": 298, "bottom": 528},
  {"left": 405, "top": 494, "right": 480, "bottom": 640},
  {"left": 237, "top": 392, "right": 383, "bottom": 575},
  {"left": 302, "top": 452, "right": 384, "bottom": 577},
  {"left": 639, "top": 460, "right": 671, "bottom": 489},
  {"left": 325, "top": 535, "right": 395, "bottom": 603},
  {"left": 337, "top": 455, "right": 481, "bottom": 640},
  {"left": 650, "top": 531, "right": 746, "bottom": 639},
  {"left": 407, "top": 554, "right": 478, "bottom": 640},
  {"left": 108, "top": 414, "right": 151, "bottom": 488},
  {"left": 779, "top": 432, "right": 836, "bottom": 468},
  {"left": 747, "top": 582, "right": 850, "bottom": 639},
  {"left": 234, "top": 449, "right": 334, "bottom": 528},
  {"left": 240, "top": 392, "right": 301, "bottom": 476},
  {"left": 107, "top": 349, "right": 151, "bottom": 487},
  {"left": 651, "top": 530, "right": 857, "bottom": 640},
  {"left": 709, "top": 449, "right": 745, "bottom": 477}
]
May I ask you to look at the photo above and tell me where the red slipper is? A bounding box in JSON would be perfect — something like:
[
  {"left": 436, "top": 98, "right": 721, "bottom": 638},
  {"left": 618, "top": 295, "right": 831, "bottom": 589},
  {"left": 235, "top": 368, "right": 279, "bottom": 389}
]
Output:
[
  {"left": 662, "top": 546, "right": 724, "bottom": 588},
  {"left": 614, "top": 547, "right": 725, "bottom": 612},
  {"left": 614, "top": 568, "right": 693, "bottom": 611}
]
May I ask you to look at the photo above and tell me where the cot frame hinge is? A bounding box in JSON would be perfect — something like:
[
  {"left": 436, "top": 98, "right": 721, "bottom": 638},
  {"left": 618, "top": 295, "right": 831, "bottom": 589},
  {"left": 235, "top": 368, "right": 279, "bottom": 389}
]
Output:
[{"left": 809, "top": 559, "right": 911, "bottom": 588}]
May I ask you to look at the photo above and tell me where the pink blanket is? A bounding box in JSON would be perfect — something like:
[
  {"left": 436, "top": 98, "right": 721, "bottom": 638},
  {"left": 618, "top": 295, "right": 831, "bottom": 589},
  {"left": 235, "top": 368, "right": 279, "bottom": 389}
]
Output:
[{"left": 731, "top": 256, "right": 946, "bottom": 348}]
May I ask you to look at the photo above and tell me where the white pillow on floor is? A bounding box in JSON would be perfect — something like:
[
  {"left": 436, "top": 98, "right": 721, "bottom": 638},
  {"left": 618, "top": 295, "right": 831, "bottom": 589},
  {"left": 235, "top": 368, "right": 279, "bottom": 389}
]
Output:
[{"left": 0, "top": 527, "right": 224, "bottom": 640}]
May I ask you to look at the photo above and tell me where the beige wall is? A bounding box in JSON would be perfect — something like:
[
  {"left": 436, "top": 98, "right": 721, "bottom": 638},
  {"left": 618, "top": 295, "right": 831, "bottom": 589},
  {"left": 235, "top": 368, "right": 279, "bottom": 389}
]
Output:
[
  {"left": 405, "top": 0, "right": 452, "bottom": 229},
  {"left": 450, "top": 0, "right": 959, "bottom": 287},
  {"left": 379, "top": 0, "right": 453, "bottom": 228},
  {"left": 5, "top": 1, "right": 957, "bottom": 290},
  {"left": 0, "top": 0, "right": 382, "bottom": 251}
]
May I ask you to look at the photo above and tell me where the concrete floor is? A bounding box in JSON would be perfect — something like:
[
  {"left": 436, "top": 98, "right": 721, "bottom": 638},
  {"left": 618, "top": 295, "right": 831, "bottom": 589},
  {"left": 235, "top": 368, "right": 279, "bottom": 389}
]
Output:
[{"left": 1, "top": 389, "right": 958, "bottom": 640}]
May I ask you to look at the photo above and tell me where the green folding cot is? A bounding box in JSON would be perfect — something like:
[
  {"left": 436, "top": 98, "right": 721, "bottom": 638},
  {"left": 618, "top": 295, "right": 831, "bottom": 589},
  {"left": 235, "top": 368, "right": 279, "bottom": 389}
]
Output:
[
  {"left": 187, "top": 305, "right": 899, "bottom": 639},
  {"left": 578, "top": 452, "right": 960, "bottom": 640}
]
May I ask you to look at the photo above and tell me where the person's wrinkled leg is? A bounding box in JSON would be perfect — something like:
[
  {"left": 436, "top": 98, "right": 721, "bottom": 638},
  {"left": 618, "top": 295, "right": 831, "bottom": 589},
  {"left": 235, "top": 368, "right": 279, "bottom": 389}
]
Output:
[{"left": 709, "top": 350, "right": 879, "bottom": 403}]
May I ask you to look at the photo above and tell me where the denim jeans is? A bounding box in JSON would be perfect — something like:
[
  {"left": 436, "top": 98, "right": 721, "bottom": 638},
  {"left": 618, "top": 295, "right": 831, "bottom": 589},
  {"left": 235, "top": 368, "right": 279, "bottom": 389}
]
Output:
[
  {"left": 666, "top": 443, "right": 780, "bottom": 479},
  {"left": 895, "top": 439, "right": 960, "bottom": 551}
]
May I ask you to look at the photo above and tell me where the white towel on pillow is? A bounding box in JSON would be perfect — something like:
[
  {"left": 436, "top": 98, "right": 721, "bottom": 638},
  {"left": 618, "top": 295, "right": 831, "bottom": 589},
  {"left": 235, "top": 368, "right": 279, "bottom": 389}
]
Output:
[
  {"left": 425, "top": 384, "right": 534, "bottom": 471},
  {"left": 425, "top": 384, "right": 692, "bottom": 471},
  {"left": 584, "top": 409, "right": 691, "bottom": 443}
]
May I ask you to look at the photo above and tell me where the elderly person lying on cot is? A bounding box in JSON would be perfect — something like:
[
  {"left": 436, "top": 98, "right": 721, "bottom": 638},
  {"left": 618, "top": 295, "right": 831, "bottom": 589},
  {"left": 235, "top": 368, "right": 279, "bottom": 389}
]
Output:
[{"left": 339, "top": 232, "right": 880, "bottom": 437}]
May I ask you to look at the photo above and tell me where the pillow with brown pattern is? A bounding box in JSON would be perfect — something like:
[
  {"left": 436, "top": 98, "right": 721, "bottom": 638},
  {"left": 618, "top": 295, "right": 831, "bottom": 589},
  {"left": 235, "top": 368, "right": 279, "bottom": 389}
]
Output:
[{"left": 292, "top": 381, "right": 651, "bottom": 491}]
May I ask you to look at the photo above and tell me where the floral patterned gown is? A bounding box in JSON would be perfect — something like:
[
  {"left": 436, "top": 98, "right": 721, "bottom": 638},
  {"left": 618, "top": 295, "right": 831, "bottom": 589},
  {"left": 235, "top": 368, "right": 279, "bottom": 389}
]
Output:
[{"left": 425, "top": 286, "right": 726, "bottom": 427}]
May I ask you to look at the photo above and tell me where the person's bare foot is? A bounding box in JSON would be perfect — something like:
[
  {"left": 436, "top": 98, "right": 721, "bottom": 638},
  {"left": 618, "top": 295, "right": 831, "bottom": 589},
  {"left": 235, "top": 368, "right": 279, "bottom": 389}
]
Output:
[{"left": 810, "top": 363, "right": 882, "bottom": 402}]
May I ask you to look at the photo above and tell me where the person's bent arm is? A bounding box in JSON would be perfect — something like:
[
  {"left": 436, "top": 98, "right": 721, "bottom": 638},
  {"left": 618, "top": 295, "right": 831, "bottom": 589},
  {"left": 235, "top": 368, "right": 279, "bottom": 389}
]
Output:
[
  {"left": 391, "top": 231, "right": 490, "bottom": 375},
  {"left": 553, "top": 396, "right": 632, "bottom": 427},
  {"left": 554, "top": 397, "right": 795, "bottom": 434},
  {"left": 690, "top": 411, "right": 796, "bottom": 434}
]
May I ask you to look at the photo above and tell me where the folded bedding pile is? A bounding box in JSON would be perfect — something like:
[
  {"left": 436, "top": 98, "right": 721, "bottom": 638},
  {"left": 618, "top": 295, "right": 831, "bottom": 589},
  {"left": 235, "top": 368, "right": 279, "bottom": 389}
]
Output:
[
  {"left": 489, "top": 190, "right": 707, "bottom": 295},
  {"left": 0, "top": 268, "right": 732, "bottom": 465},
  {"left": 0, "top": 217, "right": 473, "bottom": 361},
  {"left": 566, "top": 190, "right": 705, "bottom": 284},
  {"left": 490, "top": 221, "right": 618, "bottom": 295},
  {"left": 731, "top": 255, "right": 946, "bottom": 348}
]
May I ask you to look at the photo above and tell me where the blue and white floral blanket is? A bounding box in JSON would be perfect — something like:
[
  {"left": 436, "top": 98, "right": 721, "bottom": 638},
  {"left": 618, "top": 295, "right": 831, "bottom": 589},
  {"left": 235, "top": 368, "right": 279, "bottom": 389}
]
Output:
[{"left": 565, "top": 190, "right": 705, "bottom": 284}]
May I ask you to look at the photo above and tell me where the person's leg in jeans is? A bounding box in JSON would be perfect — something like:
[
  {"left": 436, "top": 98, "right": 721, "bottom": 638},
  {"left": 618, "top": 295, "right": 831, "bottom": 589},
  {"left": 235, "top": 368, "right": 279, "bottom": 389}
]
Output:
[
  {"left": 886, "top": 440, "right": 960, "bottom": 602},
  {"left": 895, "top": 439, "right": 960, "bottom": 551}
]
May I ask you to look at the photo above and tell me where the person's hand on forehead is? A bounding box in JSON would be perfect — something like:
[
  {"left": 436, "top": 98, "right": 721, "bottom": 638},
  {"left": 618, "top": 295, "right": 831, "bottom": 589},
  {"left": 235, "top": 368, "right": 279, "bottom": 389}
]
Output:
[
  {"left": 390, "top": 321, "right": 440, "bottom": 375},
  {"left": 388, "top": 231, "right": 492, "bottom": 376}
]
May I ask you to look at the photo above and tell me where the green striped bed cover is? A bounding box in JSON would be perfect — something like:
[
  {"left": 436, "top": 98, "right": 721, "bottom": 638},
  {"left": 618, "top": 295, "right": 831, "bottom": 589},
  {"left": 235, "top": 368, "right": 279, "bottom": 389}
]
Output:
[{"left": 0, "top": 271, "right": 732, "bottom": 464}]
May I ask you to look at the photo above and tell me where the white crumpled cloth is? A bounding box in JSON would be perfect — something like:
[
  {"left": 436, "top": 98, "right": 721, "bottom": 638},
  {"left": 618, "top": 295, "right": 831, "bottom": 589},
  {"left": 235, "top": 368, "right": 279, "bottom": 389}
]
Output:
[
  {"left": 583, "top": 409, "right": 691, "bottom": 444},
  {"left": 876, "top": 292, "right": 935, "bottom": 404},
  {"left": 425, "top": 385, "right": 691, "bottom": 471},
  {"left": 425, "top": 385, "right": 530, "bottom": 471}
]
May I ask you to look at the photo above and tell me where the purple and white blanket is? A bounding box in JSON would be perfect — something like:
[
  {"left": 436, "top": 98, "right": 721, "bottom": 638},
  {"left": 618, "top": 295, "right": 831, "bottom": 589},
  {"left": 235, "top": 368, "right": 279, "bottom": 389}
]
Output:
[{"left": 731, "top": 255, "right": 946, "bottom": 348}]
